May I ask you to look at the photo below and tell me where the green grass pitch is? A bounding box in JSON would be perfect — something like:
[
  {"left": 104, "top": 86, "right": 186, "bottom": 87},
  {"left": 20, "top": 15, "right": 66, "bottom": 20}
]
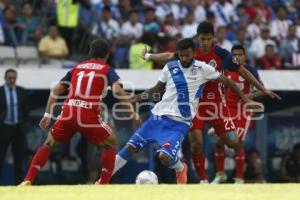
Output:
[{"left": 1, "top": 184, "right": 299, "bottom": 200}]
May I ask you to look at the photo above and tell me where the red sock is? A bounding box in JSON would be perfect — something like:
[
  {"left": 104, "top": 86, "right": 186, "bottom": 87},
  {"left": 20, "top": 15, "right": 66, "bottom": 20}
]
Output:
[
  {"left": 215, "top": 146, "right": 225, "bottom": 173},
  {"left": 99, "top": 149, "right": 116, "bottom": 184},
  {"left": 235, "top": 148, "right": 245, "bottom": 179},
  {"left": 25, "top": 146, "right": 51, "bottom": 183},
  {"left": 192, "top": 153, "right": 207, "bottom": 181}
]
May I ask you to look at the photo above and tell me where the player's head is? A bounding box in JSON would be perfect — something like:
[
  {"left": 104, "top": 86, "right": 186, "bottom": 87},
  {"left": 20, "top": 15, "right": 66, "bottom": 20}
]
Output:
[
  {"left": 176, "top": 38, "right": 195, "bottom": 68},
  {"left": 231, "top": 45, "right": 246, "bottom": 64},
  {"left": 4, "top": 68, "right": 17, "bottom": 87},
  {"left": 89, "top": 38, "right": 110, "bottom": 60},
  {"left": 196, "top": 21, "right": 214, "bottom": 52}
]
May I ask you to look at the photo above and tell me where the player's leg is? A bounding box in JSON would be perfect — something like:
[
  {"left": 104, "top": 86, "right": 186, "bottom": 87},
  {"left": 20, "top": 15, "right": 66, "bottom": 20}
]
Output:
[
  {"left": 189, "top": 117, "right": 208, "bottom": 183},
  {"left": 212, "top": 136, "right": 227, "bottom": 184},
  {"left": 234, "top": 115, "right": 251, "bottom": 184},
  {"left": 112, "top": 115, "right": 158, "bottom": 177},
  {"left": 20, "top": 116, "right": 75, "bottom": 186},
  {"left": 156, "top": 116, "right": 189, "bottom": 184},
  {"left": 20, "top": 132, "right": 61, "bottom": 185},
  {"left": 158, "top": 152, "right": 188, "bottom": 184}
]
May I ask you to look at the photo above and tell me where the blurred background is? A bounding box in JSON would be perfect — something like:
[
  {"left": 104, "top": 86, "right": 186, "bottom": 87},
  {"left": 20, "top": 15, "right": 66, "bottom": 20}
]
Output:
[{"left": 0, "top": 0, "right": 299, "bottom": 185}]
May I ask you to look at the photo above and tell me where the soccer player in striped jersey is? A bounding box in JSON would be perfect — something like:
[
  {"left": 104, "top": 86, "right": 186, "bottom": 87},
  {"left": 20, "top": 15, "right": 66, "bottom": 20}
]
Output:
[{"left": 112, "top": 38, "right": 257, "bottom": 184}]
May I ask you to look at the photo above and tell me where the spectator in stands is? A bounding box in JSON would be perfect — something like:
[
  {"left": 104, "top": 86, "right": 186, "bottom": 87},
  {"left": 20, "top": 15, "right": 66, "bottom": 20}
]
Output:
[
  {"left": 279, "top": 25, "right": 298, "bottom": 61},
  {"left": 209, "top": 0, "right": 235, "bottom": 26},
  {"left": 17, "top": 2, "right": 42, "bottom": 45},
  {"left": 246, "top": 15, "right": 262, "bottom": 40},
  {"left": 249, "top": 25, "right": 277, "bottom": 59},
  {"left": 270, "top": 6, "right": 292, "bottom": 42},
  {"left": 244, "top": 149, "right": 265, "bottom": 183},
  {"left": 121, "top": 10, "right": 143, "bottom": 43},
  {"left": 232, "top": 28, "right": 251, "bottom": 50},
  {"left": 93, "top": 0, "right": 120, "bottom": 20},
  {"left": 256, "top": 44, "right": 281, "bottom": 70},
  {"left": 180, "top": 12, "right": 197, "bottom": 38},
  {"left": 129, "top": 32, "right": 156, "bottom": 70},
  {"left": 38, "top": 25, "right": 69, "bottom": 59},
  {"left": 280, "top": 143, "right": 300, "bottom": 182},
  {"left": 2, "top": 5, "right": 24, "bottom": 46},
  {"left": 234, "top": 4, "right": 249, "bottom": 28},
  {"left": 161, "top": 13, "right": 180, "bottom": 38},
  {"left": 91, "top": 6, "right": 119, "bottom": 49},
  {"left": 283, "top": 38, "right": 300, "bottom": 69},
  {"left": 191, "top": 0, "right": 206, "bottom": 24},
  {"left": 155, "top": 0, "right": 180, "bottom": 22},
  {"left": 143, "top": 7, "right": 160, "bottom": 34},
  {"left": 246, "top": 0, "right": 272, "bottom": 23},
  {"left": 0, "top": 68, "right": 29, "bottom": 185},
  {"left": 216, "top": 26, "right": 233, "bottom": 51},
  {"left": 118, "top": 0, "right": 132, "bottom": 23}
]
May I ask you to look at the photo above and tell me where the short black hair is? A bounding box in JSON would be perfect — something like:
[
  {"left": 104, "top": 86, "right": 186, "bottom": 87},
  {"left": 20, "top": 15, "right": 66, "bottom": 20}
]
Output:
[
  {"left": 197, "top": 21, "right": 214, "bottom": 35},
  {"left": 231, "top": 45, "right": 246, "bottom": 54},
  {"left": 176, "top": 38, "right": 195, "bottom": 51},
  {"left": 5, "top": 68, "right": 17, "bottom": 77},
  {"left": 89, "top": 38, "right": 110, "bottom": 59}
]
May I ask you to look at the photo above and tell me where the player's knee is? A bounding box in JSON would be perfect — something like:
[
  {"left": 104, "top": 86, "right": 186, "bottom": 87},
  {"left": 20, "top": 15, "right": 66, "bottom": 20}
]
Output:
[
  {"left": 43, "top": 137, "right": 57, "bottom": 149},
  {"left": 102, "top": 134, "right": 118, "bottom": 150},
  {"left": 190, "top": 141, "right": 203, "bottom": 154},
  {"left": 158, "top": 152, "right": 172, "bottom": 165}
]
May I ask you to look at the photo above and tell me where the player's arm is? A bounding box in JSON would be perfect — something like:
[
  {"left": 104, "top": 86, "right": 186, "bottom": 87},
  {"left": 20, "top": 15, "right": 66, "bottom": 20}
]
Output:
[
  {"left": 237, "top": 66, "right": 281, "bottom": 100},
  {"left": 131, "top": 81, "right": 166, "bottom": 102},
  {"left": 218, "top": 74, "right": 251, "bottom": 104},
  {"left": 142, "top": 46, "right": 175, "bottom": 64},
  {"left": 112, "top": 83, "right": 141, "bottom": 127},
  {"left": 39, "top": 82, "right": 67, "bottom": 130}
]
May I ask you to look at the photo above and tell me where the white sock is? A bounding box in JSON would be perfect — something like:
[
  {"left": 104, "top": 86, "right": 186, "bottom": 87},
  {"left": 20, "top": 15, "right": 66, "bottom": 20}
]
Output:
[
  {"left": 169, "top": 159, "right": 184, "bottom": 172},
  {"left": 112, "top": 155, "right": 128, "bottom": 175}
]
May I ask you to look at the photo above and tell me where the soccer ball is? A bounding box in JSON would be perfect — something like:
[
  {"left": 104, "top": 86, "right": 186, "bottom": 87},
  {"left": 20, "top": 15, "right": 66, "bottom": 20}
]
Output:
[{"left": 135, "top": 170, "right": 158, "bottom": 184}]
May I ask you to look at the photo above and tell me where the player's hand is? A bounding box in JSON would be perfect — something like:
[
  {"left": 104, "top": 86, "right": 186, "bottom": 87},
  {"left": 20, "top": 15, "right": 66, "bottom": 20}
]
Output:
[
  {"left": 244, "top": 100, "right": 264, "bottom": 110},
  {"left": 264, "top": 89, "right": 281, "bottom": 100},
  {"left": 129, "top": 95, "right": 141, "bottom": 103},
  {"left": 39, "top": 116, "right": 51, "bottom": 130},
  {"left": 132, "top": 112, "right": 142, "bottom": 128},
  {"left": 141, "top": 46, "right": 148, "bottom": 60}
]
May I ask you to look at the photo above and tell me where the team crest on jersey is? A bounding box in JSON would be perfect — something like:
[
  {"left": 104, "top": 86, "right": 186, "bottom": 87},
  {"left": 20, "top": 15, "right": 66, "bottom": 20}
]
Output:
[
  {"left": 239, "top": 76, "right": 245, "bottom": 82},
  {"left": 172, "top": 68, "right": 179, "bottom": 74},
  {"left": 208, "top": 59, "right": 217, "bottom": 68}
]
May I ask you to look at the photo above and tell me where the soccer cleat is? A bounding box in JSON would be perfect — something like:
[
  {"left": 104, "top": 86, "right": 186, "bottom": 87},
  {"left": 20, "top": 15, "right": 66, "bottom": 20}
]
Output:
[
  {"left": 234, "top": 178, "right": 244, "bottom": 184},
  {"left": 176, "top": 163, "right": 188, "bottom": 184},
  {"left": 94, "top": 179, "right": 101, "bottom": 185},
  {"left": 200, "top": 179, "right": 209, "bottom": 184},
  {"left": 18, "top": 180, "right": 32, "bottom": 186},
  {"left": 211, "top": 172, "right": 227, "bottom": 184}
]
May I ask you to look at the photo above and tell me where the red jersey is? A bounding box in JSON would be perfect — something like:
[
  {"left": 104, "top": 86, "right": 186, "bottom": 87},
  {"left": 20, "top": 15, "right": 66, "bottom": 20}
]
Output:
[
  {"left": 61, "top": 59, "right": 120, "bottom": 112},
  {"left": 194, "top": 45, "right": 240, "bottom": 102},
  {"left": 226, "top": 64, "right": 261, "bottom": 109}
]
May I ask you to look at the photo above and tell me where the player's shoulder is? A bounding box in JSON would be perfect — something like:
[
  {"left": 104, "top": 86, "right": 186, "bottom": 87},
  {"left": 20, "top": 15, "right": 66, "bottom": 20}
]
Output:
[{"left": 214, "top": 45, "right": 230, "bottom": 58}]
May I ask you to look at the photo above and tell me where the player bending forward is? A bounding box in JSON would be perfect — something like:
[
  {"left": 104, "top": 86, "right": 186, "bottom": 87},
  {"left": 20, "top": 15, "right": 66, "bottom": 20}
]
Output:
[
  {"left": 19, "top": 39, "right": 140, "bottom": 185},
  {"left": 112, "top": 38, "right": 257, "bottom": 184}
]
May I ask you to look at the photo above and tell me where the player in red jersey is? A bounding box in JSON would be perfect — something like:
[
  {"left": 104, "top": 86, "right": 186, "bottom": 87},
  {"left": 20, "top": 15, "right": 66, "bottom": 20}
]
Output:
[
  {"left": 142, "top": 21, "right": 280, "bottom": 183},
  {"left": 19, "top": 39, "right": 140, "bottom": 185},
  {"left": 210, "top": 45, "right": 266, "bottom": 184}
]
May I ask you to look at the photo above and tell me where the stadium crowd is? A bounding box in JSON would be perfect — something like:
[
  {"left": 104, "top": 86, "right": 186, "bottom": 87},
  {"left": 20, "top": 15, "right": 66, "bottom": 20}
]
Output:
[{"left": 1, "top": 0, "right": 300, "bottom": 69}]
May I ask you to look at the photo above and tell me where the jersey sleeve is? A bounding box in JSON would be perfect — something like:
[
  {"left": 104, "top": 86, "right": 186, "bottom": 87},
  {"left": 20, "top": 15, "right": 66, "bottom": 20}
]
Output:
[
  {"left": 60, "top": 70, "right": 72, "bottom": 83},
  {"left": 201, "top": 62, "right": 222, "bottom": 80},
  {"left": 107, "top": 68, "right": 121, "bottom": 86},
  {"left": 158, "top": 65, "right": 169, "bottom": 83},
  {"left": 215, "top": 46, "right": 240, "bottom": 71}
]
